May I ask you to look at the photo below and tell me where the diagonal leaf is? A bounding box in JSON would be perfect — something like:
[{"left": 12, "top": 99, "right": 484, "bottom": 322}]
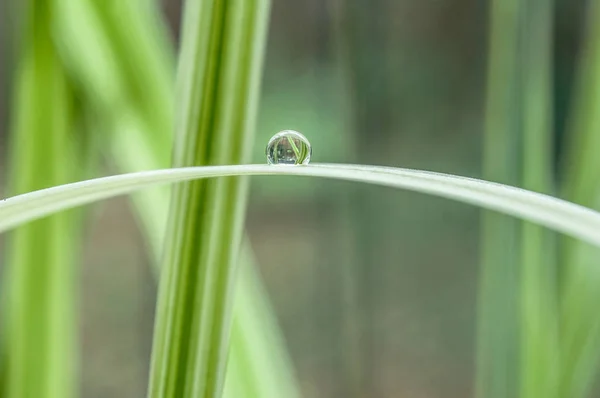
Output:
[{"left": 53, "top": 0, "right": 174, "bottom": 252}]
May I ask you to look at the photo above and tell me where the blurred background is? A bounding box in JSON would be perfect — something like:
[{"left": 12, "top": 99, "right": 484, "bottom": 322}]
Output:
[{"left": 0, "top": 0, "right": 596, "bottom": 397}]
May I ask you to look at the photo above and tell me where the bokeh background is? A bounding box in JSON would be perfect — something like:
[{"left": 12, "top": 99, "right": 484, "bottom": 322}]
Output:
[{"left": 0, "top": 0, "right": 592, "bottom": 397}]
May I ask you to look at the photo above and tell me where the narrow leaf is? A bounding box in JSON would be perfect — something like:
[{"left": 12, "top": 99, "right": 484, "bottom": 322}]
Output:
[
  {"left": 0, "top": 164, "right": 600, "bottom": 247},
  {"left": 53, "top": 2, "right": 301, "bottom": 396},
  {"left": 3, "top": 3, "right": 80, "bottom": 397},
  {"left": 478, "top": 0, "right": 522, "bottom": 396},
  {"left": 148, "top": 1, "right": 271, "bottom": 397},
  {"left": 519, "top": 1, "right": 558, "bottom": 398},
  {"left": 559, "top": 1, "right": 600, "bottom": 396}
]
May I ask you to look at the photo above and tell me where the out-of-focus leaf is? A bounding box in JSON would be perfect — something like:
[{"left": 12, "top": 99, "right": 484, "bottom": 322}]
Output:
[{"left": 3, "top": 3, "right": 80, "bottom": 397}]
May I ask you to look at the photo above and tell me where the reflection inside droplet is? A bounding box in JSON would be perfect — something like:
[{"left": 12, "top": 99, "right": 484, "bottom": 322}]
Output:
[{"left": 266, "top": 130, "right": 312, "bottom": 165}]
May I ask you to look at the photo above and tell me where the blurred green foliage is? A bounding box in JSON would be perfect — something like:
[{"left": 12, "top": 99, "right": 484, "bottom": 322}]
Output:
[
  {"left": 0, "top": 0, "right": 600, "bottom": 397},
  {"left": 4, "top": 2, "right": 81, "bottom": 397}
]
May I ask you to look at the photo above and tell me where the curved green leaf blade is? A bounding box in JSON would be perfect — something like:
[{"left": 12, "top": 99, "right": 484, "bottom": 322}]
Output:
[{"left": 0, "top": 164, "right": 599, "bottom": 248}]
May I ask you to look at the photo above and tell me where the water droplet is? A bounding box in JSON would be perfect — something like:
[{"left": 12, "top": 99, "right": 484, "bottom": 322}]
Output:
[{"left": 265, "top": 130, "right": 312, "bottom": 165}]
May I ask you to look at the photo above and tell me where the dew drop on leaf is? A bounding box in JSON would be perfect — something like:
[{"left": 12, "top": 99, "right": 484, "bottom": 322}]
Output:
[{"left": 265, "top": 130, "right": 312, "bottom": 165}]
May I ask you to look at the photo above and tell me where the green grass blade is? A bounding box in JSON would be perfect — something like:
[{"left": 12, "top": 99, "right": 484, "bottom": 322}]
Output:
[
  {"left": 520, "top": 1, "right": 557, "bottom": 397},
  {"left": 559, "top": 1, "right": 600, "bottom": 396},
  {"left": 480, "top": 1, "right": 557, "bottom": 396},
  {"left": 3, "top": 3, "right": 79, "bottom": 397},
  {"left": 478, "top": 1, "right": 522, "bottom": 395},
  {"left": 53, "top": 2, "right": 300, "bottom": 396},
  {"left": 1, "top": 164, "right": 600, "bottom": 247},
  {"left": 223, "top": 242, "right": 301, "bottom": 398},
  {"left": 560, "top": 1, "right": 600, "bottom": 203},
  {"left": 148, "top": 1, "right": 270, "bottom": 397}
]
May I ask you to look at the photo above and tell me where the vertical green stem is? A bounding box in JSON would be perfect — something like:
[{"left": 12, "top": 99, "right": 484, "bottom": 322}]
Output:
[
  {"left": 559, "top": 1, "right": 600, "bottom": 397},
  {"left": 4, "top": 2, "right": 79, "bottom": 397},
  {"left": 520, "top": 1, "right": 557, "bottom": 398},
  {"left": 148, "top": 1, "right": 270, "bottom": 397},
  {"left": 342, "top": 1, "right": 393, "bottom": 395},
  {"left": 224, "top": 243, "right": 301, "bottom": 398},
  {"left": 53, "top": 2, "right": 299, "bottom": 397},
  {"left": 480, "top": 2, "right": 557, "bottom": 398},
  {"left": 478, "top": 1, "right": 521, "bottom": 397}
]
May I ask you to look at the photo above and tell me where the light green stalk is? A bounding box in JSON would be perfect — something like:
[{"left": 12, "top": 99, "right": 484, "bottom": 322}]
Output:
[
  {"left": 519, "top": 1, "right": 557, "bottom": 398},
  {"left": 480, "top": 2, "right": 559, "bottom": 397},
  {"left": 148, "top": 1, "right": 270, "bottom": 397},
  {"left": 4, "top": 2, "right": 79, "bottom": 397},
  {"left": 559, "top": 1, "right": 600, "bottom": 397},
  {"left": 224, "top": 243, "right": 300, "bottom": 398},
  {"left": 53, "top": 0, "right": 174, "bottom": 251},
  {"left": 478, "top": 1, "right": 521, "bottom": 397},
  {"left": 53, "top": 2, "right": 299, "bottom": 397}
]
